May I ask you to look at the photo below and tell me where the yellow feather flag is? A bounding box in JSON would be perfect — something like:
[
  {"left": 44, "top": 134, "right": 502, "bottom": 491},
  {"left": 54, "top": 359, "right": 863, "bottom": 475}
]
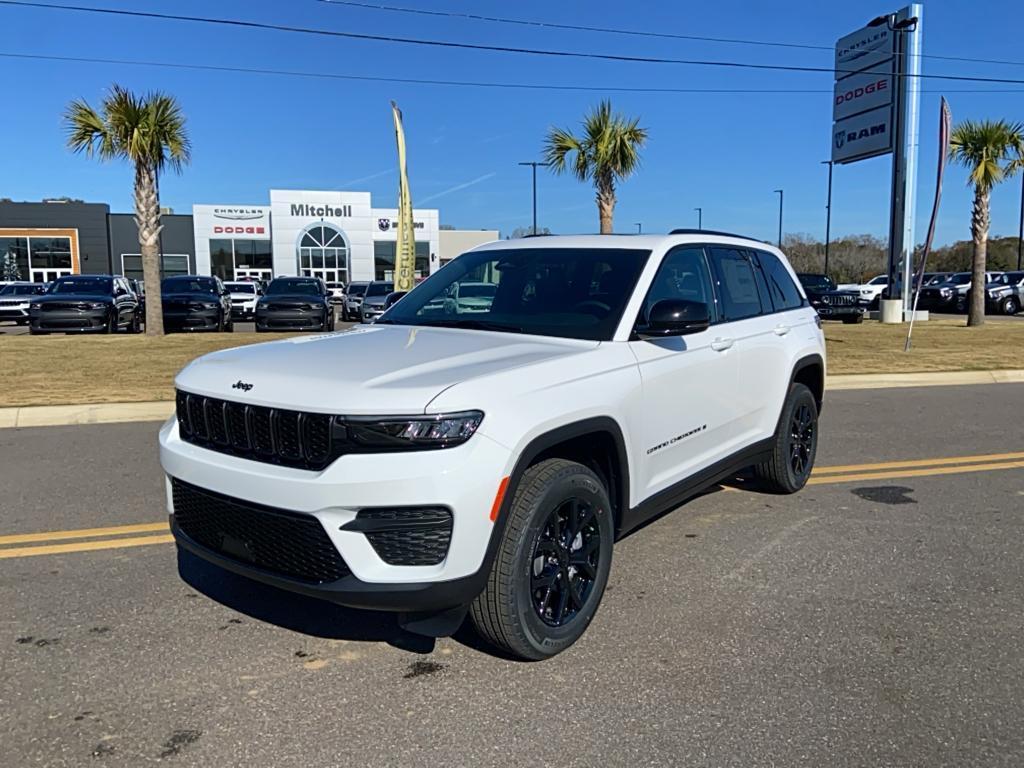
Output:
[{"left": 391, "top": 101, "right": 417, "bottom": 292}]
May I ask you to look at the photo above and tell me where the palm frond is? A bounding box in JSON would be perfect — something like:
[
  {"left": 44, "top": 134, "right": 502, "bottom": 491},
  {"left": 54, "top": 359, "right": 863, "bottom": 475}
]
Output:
[{"left": 950, "top": 119, "right": 1024, "bottom": 192}]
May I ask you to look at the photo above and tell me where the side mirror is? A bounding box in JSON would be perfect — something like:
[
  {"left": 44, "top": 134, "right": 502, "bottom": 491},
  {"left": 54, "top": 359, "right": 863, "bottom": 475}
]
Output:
[{"left": 637, "top": 299, "right": 710, "bottom": 338}]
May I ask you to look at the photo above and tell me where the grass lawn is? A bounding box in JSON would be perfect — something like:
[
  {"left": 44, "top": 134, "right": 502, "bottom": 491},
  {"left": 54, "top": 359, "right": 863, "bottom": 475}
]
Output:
[{"left": 0, "top": 318, "right": 1021, "bottom": 407}]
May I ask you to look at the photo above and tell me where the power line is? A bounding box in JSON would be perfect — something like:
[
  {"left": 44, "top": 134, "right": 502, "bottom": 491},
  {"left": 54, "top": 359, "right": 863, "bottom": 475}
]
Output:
[
  {"left": 313, "top": 0, "right": 1024, "bottom": 69},
  {"left": 4, "top": 51, "right": 1022, "bottom": 96},
  {"left": 4, "top": 1, "right": 1024, "bottom": 85}
]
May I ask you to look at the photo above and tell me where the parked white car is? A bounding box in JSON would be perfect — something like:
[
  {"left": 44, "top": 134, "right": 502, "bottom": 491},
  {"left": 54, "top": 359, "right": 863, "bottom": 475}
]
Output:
[
  {"left": 223, "top": 281, "right": 261, "bottom": 321},
  {"left": 160, "top": 231, "right": 826, "bottom": 659},
  {"left": 0, "top": 281, "right": 48, "bottom": 325},
  {"left": 838, "top": 274, "right": 888, "bottom": 307}
]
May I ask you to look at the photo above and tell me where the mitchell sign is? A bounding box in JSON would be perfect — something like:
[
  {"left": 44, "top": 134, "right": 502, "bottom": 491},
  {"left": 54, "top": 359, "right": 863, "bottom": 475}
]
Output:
[{"left": 289, "top": 203, "right": 353, "bottom": 218}]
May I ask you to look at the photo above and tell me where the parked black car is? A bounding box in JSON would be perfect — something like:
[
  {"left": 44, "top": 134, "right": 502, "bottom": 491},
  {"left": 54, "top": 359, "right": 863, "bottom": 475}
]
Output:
[
  {"left": 28, "top": 275, "right": 142, "bottom": 335},
  {"left": 985, "top": 271, "right": 1023, "bottom": 315},
  {"left": 161, "top": 275, "right": 234, "bottom": 333},
  {"left": 255, "top": 276, "right": 334, "bottom": 332},
  {"left": 797, "top": 273, "right": 864, "bottom": 323},
  {"left": 0, "top": 282, "right": 47, "bottom": 325},
  {"left": 359, "top": 280, "right": 395, "bottom": 323}
]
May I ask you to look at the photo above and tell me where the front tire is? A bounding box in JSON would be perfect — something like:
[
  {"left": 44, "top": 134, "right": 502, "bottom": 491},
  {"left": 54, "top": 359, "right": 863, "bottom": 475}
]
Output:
[
  {"left": 754, "top": 383, "right": 819, "bottom": 494},
  {"left": 841, "top": 313, "right": 864, "bottom": 324},
  {"left": 106, "top": 310, "right": 118, "bottom": 334},
  {"left": 1001, "top": 296, "right": 1020, "bottom": 315},
  {"left": 470, "top": 459, "right": 614, "bottom": 661}
]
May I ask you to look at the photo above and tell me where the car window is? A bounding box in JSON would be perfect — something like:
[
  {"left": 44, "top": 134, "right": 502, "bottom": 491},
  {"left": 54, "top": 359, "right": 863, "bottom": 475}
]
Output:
[
  {"left": 761, "top": 253, "right": 806, "bottom": 310},
  {"left": 366, "top": 283, "right": 395, "bottom": 297},
  {"left": 639, "top": 246, "right": 716, "bottom": 325},
  {"left": 266, "top": 280, "right": 320, "bottom": 296},
  {"left": 49, "top": 277, "right": 112, "bottom": 295},
  {"left": 869, "top": 275, "right": 888, "bottom": 285},
  {"left": 708, "top": 248, "right": 764, "bottom": 321},
  {"left": 226, "top": 283, "right": 256, "bottom": 294},
  {"left": 162, "top": 277, "right": 217, "bottom": 293}
]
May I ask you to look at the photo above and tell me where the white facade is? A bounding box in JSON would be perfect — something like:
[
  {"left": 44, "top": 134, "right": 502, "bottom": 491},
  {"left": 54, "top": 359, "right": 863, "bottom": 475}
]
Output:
[{"left": 192, "top": 190, "right": 440, "bottom": 283}]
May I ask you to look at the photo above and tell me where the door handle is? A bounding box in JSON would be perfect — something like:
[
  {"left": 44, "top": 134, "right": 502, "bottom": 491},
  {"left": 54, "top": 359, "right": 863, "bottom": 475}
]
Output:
[
  {"left": 710, "top": 337, "right": 734, "bottom": 352},
  {"left": 773, "top": 324, "right": 791, "bottom": 336}
]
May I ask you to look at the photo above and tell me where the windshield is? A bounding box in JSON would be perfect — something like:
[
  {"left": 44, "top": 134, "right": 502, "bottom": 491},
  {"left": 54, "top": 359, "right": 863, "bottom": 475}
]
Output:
[
  {"left": 48, "top": 277, "right": 112, "bottom": 295},
  {"left": 347, "top": 283, "right": 368, "bottom": 297},
  {"left": 225, "top": 283, "right": 256, "bottom": 294},
  {"left": 162, "top": 277, "right": 217, "bottom": 294},
  {"left": 949, "top": 274, "right": 971, "bottom": 285},
  {"left": 0, "top": 284, "right": 42, "bottom": 296},
  {"left": 798, "top": 275, "right": 835, "bottom": 291},
  {"left": 366, "top": 282, "right": 394, "bottom": 297},
  {"left": 267, "top": 279, "right": 321, "bottom": 296},
  {"left": 380, "top": 247, "right": 651, "bottom": 341}
]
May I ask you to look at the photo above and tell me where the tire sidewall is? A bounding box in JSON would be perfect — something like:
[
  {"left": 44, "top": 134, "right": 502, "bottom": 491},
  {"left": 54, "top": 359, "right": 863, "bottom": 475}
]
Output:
[
  {"left": 780, "top": 385, "right": 818, "bottom": 491},
  {"left": 507, "top": 467, "right": 614, "bottom": 658}
]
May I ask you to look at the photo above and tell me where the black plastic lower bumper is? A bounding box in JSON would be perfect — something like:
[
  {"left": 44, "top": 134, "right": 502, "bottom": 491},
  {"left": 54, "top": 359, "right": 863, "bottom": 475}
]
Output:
[{"left": 170, "top": 517, "right": 486, "bottom": 613}]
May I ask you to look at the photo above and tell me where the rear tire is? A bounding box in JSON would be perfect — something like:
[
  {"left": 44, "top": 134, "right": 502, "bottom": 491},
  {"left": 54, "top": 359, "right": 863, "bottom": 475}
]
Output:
[
  {"left": 1002, "top": 296, "right": 1020, "bottom": 315},
  {"left": 841, "top": 313, "right": 864, "bottom": 324},
  {"left": 106, "top": 311, "right": 117, "bottom": 334},
  {"left": 470, "top": 459, "right": 614, "bottom": 661},
  {"left": 754, "top": 383, "right": 819, "bottom": 494}
]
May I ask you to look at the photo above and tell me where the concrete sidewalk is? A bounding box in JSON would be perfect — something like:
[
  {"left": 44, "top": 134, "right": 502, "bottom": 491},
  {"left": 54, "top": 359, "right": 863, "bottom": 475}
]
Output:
[{"left": 1, "top": 369, "right": 1022, "bottom": 429}]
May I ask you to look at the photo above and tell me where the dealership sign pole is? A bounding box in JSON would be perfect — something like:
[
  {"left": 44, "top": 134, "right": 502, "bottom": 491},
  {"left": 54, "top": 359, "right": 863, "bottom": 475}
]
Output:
[
  {"left": 391, "top": 101, "right": 417, "bottom": 293},
  {"left": 832, "top": 4, "right": 922, "bottom": 322}
]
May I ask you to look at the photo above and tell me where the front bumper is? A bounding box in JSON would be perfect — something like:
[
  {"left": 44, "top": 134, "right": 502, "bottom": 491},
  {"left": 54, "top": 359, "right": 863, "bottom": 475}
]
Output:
[
  {"left": 29, "top": 308, "right": 109, "bottom": 331},
  {"left": 159, "top": 417, "right": 513, "bottom": 611},
  {"left": 164, "top": 310, "right": 220, "bottom": 331},
  {"left": 361, "top": 305, "right": 386, "bottom": 322},
  {"left": 811, "top": 304, "right": 864, "bottom": 319},
  {"left": 0, "top": 305, "right": 29, "bottom": 320},
  {"left": 230, "top": 303, "right": 256, "bottom": 319}
]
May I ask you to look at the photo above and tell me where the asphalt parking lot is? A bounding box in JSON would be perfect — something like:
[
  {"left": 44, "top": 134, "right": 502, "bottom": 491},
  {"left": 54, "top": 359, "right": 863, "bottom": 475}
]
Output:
[{"left": 2, "top": 383, "right": 1023, "bottom": 766}]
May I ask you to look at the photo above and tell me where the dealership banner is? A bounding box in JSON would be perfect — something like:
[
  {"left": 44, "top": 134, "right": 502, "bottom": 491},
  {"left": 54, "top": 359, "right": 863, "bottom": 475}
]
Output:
[
  {"left": 391, "top": 101, "right": 417, "bottom": 292},
  {"left": 832, "top": 18, "right": 897, "bottom": 165}
]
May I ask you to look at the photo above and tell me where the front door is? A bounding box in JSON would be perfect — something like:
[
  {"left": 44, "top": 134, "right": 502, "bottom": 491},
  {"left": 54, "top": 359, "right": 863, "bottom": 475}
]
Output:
[
  {"left": 234, "top": 268, "right": 272, "bottom": 282},
  {"left": 626, "top": 245, "right": 740, "bottom": 501},
  {"left": 31, "top": 269, "right": 71, "bottom": 283}
]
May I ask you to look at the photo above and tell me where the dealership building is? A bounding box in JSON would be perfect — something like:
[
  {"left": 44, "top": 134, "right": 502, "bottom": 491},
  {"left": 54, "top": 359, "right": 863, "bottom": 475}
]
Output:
[{"left": 0, "top": 191, "right": 497, "bottom": 283}]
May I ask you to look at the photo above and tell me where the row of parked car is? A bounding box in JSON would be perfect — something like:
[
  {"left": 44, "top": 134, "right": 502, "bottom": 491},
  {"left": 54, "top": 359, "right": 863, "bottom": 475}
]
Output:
[
  {"left": 837, "top": 271, "right": 1024, "bottom": 315},
  {"left": 0, "top": 273, "right": 417, "bottom": 334}
]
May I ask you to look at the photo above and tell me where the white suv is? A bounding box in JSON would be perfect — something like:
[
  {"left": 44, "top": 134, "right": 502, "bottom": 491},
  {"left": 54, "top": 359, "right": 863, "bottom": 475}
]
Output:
[{"left": 160, "top": 232, "right": 825, "bottom": 659}]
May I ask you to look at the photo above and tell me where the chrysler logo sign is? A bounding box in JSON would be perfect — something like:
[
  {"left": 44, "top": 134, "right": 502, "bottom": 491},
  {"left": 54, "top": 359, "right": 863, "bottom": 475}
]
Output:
[{"left": 213, "top": 208, "right": 264, "bottom": 220}]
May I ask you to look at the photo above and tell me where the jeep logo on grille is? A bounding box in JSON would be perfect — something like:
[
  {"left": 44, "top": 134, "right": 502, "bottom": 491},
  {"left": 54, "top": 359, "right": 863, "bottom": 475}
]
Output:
[{"left": 232, "top": 380, "right": 254, "bottom": 392}]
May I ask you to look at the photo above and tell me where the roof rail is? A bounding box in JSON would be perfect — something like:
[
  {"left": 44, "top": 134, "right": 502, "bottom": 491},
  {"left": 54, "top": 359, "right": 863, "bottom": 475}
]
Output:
[{"left": 669, "top": 228, "right": 753, "bottom": 239}]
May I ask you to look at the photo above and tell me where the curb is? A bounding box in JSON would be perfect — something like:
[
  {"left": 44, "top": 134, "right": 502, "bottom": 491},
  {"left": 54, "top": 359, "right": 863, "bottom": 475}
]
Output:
[{"left": 2, "top": 369, "right": 1023, "bottom": 429}]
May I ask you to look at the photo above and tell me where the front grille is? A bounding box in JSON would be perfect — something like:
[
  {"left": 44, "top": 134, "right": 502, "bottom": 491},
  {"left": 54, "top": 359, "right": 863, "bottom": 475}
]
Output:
[
  {"left": 823, "top": 294, "right": 854, "bottom": 306},
  {"left": 355, "top": 507, "right": 453, "bottom": 566},
  {"left": 42, "top": 302, "right": 92, "bottom": 311},
  {"left": 171, "top": 478, "right": 350, "bottom": 584},
  {"left": 267, "top": 302, "right": 311, "bottom": 312},
  {"left": 176, "top": 390, "right": 338, "bottom": 470}
]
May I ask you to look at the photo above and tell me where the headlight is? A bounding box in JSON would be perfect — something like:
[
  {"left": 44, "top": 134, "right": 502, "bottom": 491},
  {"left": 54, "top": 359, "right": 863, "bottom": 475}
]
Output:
[
  {"left": 88, "top": 302, "right": 109, "bottom": 310},
  {"left": 940, "top": 287, "right": 952, "bottom": 296},
  {"left": 191, "top": 301, "right": 218, "bottom": 310},
  {"left": 28, "top": 303, "right": 41, "bottom": 312},
  {"left": 342, "top": 411, "right": 483, "bottom": 451}
]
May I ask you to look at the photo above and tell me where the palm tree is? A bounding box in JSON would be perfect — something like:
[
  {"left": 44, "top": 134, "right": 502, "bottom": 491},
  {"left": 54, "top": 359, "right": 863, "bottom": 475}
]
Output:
[
  {"left": 949, "top": 119, "right": 1023, "bottom": 326},
  {"left": 544, "top": 100, "right": 648, "bottom": 234},
  {"left": 65, "top": 85, "right": 191, "bottom": 335}
]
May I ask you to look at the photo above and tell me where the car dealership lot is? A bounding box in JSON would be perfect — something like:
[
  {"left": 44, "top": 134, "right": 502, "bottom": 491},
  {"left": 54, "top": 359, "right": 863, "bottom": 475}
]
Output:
[{"left": 2, "top": 384, "right": 1023, "bottom": 767}]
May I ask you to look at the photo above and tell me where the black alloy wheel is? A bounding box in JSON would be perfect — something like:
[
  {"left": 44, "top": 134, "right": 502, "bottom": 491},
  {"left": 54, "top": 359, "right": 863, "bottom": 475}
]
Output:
[
  {"left": 530, "top": 497, "right": 603, "bottom": 627},
  {"left": 106, "top": 309, "right": 117, "bottom": 333},
  {"left": 788, "top": 401, "right": 815, "bottom": 481},
  {"left": 754, "top": 382, "right": 819, "bottom": 494}
]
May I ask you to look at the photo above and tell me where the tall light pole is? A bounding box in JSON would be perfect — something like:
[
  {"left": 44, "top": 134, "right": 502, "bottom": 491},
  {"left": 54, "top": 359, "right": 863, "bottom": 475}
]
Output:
[
  {"left": 774, "top": 189, "right": 784, "bottom": 248},
  {"left": 821, "top": 161, "right": 833, "bottom": 276},
  {"left": 1018, "top": 171, "right": 1023, "bottom": 271},
  {"left": 635, "top": 222, "right": 642, "bottom": 234},
  {"left": 694, "top": 207, "right": 702, "bottom": 230},
  {"left": 518, "top": 161, "right": 550, "bottom": 235}
]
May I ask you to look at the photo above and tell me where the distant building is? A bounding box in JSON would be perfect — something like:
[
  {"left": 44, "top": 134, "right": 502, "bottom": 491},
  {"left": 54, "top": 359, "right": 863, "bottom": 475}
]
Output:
[{"left": 439, "top": 229, "right": 500, "bottom": 266}]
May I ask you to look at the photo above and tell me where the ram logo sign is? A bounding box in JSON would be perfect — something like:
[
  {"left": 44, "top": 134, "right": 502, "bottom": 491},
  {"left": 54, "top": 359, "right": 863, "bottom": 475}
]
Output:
[{"left": 831, "top": 105, "right": 893, "bottom": 164}]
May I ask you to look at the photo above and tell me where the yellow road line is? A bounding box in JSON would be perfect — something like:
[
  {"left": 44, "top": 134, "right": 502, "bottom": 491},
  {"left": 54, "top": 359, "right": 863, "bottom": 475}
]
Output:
[
  {"left": 0, "top": 521, "right": 169, "bottom": 546},
  {"left": 807, "top": 459, "right": 1024, "bottom": 486},
  {"left": 0, "top": 534, "right": 175, "bottom": 559},
  {"left": 814, "top": 451, "right": 1024, "bottom": 476}
]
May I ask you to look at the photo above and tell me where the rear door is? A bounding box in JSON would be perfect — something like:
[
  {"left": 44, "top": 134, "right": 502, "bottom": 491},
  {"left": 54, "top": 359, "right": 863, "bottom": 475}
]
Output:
[{"left": 628, "top": 245, "right": 740, "bottom": 499}]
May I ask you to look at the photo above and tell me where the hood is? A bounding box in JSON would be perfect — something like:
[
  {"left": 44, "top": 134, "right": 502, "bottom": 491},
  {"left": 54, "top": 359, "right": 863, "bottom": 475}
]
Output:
[
  {"left": 260, "top": 293, "right": 325, "bottom": 303},
  {"left": 163, "top": 292, "right": 219, "bottom": 303},
  {"left": 33, "top": 293, "right": 111, "bottom": 303},
  {"left": 175, "top": 324, "right": 598, "bottom": 414}
]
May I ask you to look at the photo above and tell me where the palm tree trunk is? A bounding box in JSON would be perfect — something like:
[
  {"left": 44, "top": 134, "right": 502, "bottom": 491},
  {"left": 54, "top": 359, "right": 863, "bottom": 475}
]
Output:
[
  {"left": 596, "top": 178, "right": 615, "bottom": 234},
  {"left": 967, "top": 186, "right": 989, "bottom": 327},
  {"left": 135, "top": 162, "right": 164, "bottom": 335}
]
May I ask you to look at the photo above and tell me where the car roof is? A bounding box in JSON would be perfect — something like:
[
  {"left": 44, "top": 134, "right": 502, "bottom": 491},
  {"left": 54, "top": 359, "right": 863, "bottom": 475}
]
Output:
[{"left": 472, "top": 232, "right": 781, "bottom": 254}]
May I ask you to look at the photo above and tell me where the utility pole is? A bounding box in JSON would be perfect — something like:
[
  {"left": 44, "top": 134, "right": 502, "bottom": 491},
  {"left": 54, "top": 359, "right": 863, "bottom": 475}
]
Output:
[
  {"left": 694, "top": 207, "right": 702, "bottom": 230},
  {"left": 822, "top": 161, "right": 833, "bottom": 276},
  {"left": 774, "top": 189, "right": 784, "bottom": 248},
  {"left": 518, "top": 161, "right": 550, "bottom": 235},
  {"left": 1018, "top": 170, "right": 1023, "bottom": 271}
]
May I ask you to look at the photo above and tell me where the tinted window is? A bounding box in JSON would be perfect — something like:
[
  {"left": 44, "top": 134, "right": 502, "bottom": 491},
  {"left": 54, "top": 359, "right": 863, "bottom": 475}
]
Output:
[
  {"left": 708, "top": 248, "right": 764, "bottom": 321},
  {"left": 383, "top": 247, "right": 650, "bottom": 341},
  {"left": 797, "top": 274, "right": 835, "bottom": 293},
  {"left": 49, "top": 277, "right": 112, "bottom": 295},
  {"left": 0, "top": 284, "right": 43, "bottom": 296},
  {"left": 868, "top": 275, "right": 888, "bottom": 285},
  {"left": 366, "top": 282, "right": 395, "bottom": 297},
  {"left": 641, "top": 246, "right": 715, "bottom": 324},
  {"left": 266, "top": 279, "right": 321, "bottom": 296},
  {"left": 162, "top": 277, "right": 217, "bottom": 294},
  {"left": 225, "top": 283, "right": 256, "bottom": 294},
  {"left": 760, "top": 255, "right": 806, "bottom": 309},
  {"left": 347, "top": 283, "right": 368, "bottom": 297}
]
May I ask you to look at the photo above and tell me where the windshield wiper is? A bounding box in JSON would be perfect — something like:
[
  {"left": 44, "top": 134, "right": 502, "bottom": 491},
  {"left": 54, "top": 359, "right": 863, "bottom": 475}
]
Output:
[{"left": 419, "top": 318, "right": 524, "bottom": 334}]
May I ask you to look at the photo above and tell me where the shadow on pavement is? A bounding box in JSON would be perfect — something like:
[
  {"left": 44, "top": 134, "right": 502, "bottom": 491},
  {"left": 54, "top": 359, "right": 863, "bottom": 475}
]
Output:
[{"left": 176, "top": 547, "right": 439, "bottom": 655}]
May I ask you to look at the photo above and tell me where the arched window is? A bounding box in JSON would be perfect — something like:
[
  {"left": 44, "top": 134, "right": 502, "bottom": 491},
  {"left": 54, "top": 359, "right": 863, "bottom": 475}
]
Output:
[{"left": 297, "top": 223, "right": 350, "bottom": 284}]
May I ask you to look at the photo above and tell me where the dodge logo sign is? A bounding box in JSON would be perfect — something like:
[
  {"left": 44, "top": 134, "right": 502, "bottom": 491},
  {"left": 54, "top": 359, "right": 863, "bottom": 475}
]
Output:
[{"left": 378, "top": 218, "right": 391, "bottom": 231}]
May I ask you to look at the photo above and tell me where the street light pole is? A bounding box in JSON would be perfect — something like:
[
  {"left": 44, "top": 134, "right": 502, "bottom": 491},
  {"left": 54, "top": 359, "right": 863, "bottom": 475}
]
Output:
[
  {"left": 694, "top": 207, "right": 702, "bottom": 230},
  {"left": 821, "top": 161, "right": 833, "bottom": 276},
  {"left": 1018, "top": 171, "right": 1023, "bottom": 271},
  {"left": 774, "top": 189, "right": 784, "bottom": 248},
  {"left": 518, "top": 161, "right": 550, "bottom": 235},
  {"left": 635, "top": 222, "right": 642, "bottom": 234}
]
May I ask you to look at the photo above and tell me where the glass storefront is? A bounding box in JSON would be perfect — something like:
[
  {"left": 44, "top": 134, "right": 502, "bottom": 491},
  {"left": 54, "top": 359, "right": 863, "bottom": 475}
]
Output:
[
  {"left": 209, "top": 238, "right": 273, "bottom": 281},
  {"left": 120, "top": 254, "right": 191, "bottom": 281},
  {"left": 298, "top": 224, "right": 349, "bottom": 285},
  {"left": 0, "top": 235, "right": 73, "bottom": 282},
  {"left": 373, "top": 241, "right": 430, "bottom": 281}
]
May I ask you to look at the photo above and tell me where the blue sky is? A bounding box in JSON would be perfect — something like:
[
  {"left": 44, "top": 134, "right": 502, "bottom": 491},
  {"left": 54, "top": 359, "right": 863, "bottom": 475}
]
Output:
[{"left": 1, "top": 0, "right": 1022, "bottom": 246}]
